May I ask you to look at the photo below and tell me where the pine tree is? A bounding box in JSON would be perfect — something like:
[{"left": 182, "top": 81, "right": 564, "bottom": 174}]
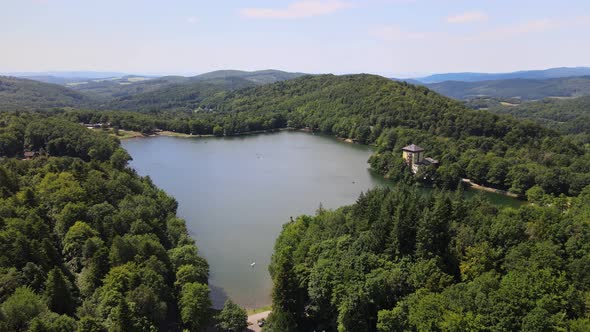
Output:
[
  {"left": 110, "top": 298, "right": 134, "bottom": 332},
  {"left": 269, "top": 247, "right": 301, "bottom": 332},
  {"left": 44, "top": 267, "right": 75, "bottom": 315},
  {"left": 416, "top": 194, "right": 452, "bottom": 260}
]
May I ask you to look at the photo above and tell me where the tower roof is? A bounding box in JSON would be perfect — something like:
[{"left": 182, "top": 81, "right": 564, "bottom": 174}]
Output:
[{"left": 402, "top": 144, "right": 424, "bottom": 152}]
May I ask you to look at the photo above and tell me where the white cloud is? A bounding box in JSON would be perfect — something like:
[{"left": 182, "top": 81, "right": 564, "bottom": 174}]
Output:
[
  {"left": 446, "top": 11, "right": 488, "bottom": 24},
  {"left": 239, "top": 0, "right": 353, "bottom": 19},
  {"left": 186, "top": 17, "right": 198, "bottom": 24}
]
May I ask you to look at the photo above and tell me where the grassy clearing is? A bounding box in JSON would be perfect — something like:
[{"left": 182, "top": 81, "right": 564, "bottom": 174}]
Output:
[
  {"left": 90, "top": 128, "right": 144, "bottom": 139},
  {"left": 159, "top": 131, "right": 214, "bottom": 138},
  {"left": 115, "top": 129, "right": 144, "bottom": 139}
]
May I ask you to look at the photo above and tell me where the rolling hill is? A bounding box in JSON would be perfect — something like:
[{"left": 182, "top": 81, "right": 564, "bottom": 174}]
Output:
[
  {"left": 191, "top": 69, "right": 307, "bottom": 84},
  {"left": 4, "top": 70, "right": 129, "bottom": 79},
  {"left": 414, "top": 66, "right": 590, "bottom": 83},
  {"left": 0, "top": 76, "right": 93, "bottom": 111},
  {"left": 67, "top": 75, "right": 187, "bottom": 99},
  {"left": 0, "top": 70, "right": 308, "bottom": 112},
  {"left": 483, "top": 95, "right": 590, "bottom": 135},
  {"left": 2, "top": 71, "right": 136, "bottom": 85},
  {"left": 69, "top": 69, "right": 308, "bottom": 102},
  {"left": 11, "top": 75, "right": 99, "bottom": 85},
  {"left": 104, "top": 76, "right": 260, "bottom": 112},
  {"left": 424, "top": 76, "right": 590, "bottom": 100}
]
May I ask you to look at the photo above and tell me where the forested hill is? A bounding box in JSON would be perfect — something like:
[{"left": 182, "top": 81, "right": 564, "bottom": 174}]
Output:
[
  {"left": 204, "top": 74, "right": 472, "bottom": 132},
  {"left": 190, "top": 69, "right": 307, "bottom": 84},
  {"left": 0, "top": 70, "right": 307, "bottom": 111},
  {"left": 65, "top": 76, "right": 187, "bottom": 100},
  {"left": 424, "top": 76, "right": 590, "bottom": 101},
  {"left": 0, "top": 112, "right": 214, "bottom": 331},
  {"left": 104, "top": 76, "right": 259, "bottom": 112},
  {"left": 48, "top": 70, "right": 307, "bottom": 102},
  {"left": 100, "top": 70, "right": 308, "bottom": 111},
  {"left": 482, "top": 95, "right": 590, "bottom": 135},
  {"left": 0, "top": 76, "right": 92, "bottom": 111}
]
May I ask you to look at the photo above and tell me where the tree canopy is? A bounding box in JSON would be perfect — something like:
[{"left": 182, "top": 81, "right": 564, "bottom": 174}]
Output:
[
  {"left": 0, "top": 112, "right": 211, "bottom": 331},
  {"left": 265, "top": 185, "right": 590, "bottom": 331}
]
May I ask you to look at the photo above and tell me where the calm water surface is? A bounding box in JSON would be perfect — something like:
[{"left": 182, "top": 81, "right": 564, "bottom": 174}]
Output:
[{"left": 122, "top": 131, "right": 520, "bottom": 309}]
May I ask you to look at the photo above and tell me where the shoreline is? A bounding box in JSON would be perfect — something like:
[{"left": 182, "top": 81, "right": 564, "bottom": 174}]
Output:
[
  {"left": 117, "top": 127, "right": 312, "bottom": 140},
  {"left": 113, "top": 127, "right": 523, "bottom": 199}
]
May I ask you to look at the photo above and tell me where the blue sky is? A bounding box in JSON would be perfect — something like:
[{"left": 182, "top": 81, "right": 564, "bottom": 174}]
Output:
[{"left": 1, "top": 0, "right": 589, "bottom": 76}]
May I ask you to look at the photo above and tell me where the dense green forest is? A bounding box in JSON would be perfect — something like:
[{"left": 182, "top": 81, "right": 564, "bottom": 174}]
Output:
[
  {"left": 1, "top": 71, "right": 590, "bottom": 331},
  {"left": 0, "top": 113, "right": 215, "bottom": 331},
  {"left": 265, "top": 184, "right": 590, "bottom": 331},
  {"left": 61, "top": 74, "right": 590, "bottom": 198}
]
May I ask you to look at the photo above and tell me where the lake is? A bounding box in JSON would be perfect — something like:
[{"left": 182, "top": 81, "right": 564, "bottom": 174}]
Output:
[{"left": 122, "top": 131, "right": 521, "bottom": 309}]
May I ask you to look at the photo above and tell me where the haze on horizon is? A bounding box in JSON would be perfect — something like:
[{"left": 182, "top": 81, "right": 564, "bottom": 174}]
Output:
[{"left": 1, "top": 0, "right": 589, "bottom": 77}]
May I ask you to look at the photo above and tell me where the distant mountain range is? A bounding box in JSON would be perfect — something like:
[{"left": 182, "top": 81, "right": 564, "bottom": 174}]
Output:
[
  {"left": 3, "top": 71, "right": 130, "bottom": 79},
  {"left": 189, "top": 69, "right": 307, "bottom": 84},
  {"left": 390, "top": 67, "right": 590, "bottom": 101},
  {"left": 0, "top": 70, "right": 309, "bottom": 112},
  {"left": 3, "top": 69, "right": 307, "bottom": 87},
  {"left": 9, "top": 67, "right": 590, "bottom": 85},
  {"left": 423, "top": 76, "right": 590, "bottom": 101},
  {"left": 66, "top": 69, "right": 308, "bottom": 100},
  {"left": 2, "top": 68, "right": 590, "bottom": 139},
  {"left": 412, "top": 67, "right": 590, "bottom": 84},
  {"left": 1, "top": 71, "right": 135, "bottom": 85},
  {"left": 102, "top": 76, "right": 259, "bottom": 112},
  {"left": 4, "top": 67, "right": 590, "bottom": 112},
  {"left": 474, "top": 95, "right": 590, "bottom": 135}
]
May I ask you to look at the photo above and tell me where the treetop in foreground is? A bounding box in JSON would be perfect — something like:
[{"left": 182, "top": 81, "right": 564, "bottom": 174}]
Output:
[
  {"left": 0, "top": 113, "right": 212, "bottom": 331},
  {"left": 266, "top": 185, "right": 590, "bottom": 331}
]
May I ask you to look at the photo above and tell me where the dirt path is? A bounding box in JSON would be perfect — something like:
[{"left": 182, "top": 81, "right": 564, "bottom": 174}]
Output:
[
  {"left": 247, "top": 311, "right": 271, "bottom": 332},
  {"left": 461, "top": 178, "right": 520, "bottom": 198}
]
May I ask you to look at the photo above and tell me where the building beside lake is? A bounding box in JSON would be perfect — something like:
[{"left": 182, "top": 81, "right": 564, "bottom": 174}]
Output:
[{"left": 402, "top": 144, "right": 439, "bottom": 173}]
